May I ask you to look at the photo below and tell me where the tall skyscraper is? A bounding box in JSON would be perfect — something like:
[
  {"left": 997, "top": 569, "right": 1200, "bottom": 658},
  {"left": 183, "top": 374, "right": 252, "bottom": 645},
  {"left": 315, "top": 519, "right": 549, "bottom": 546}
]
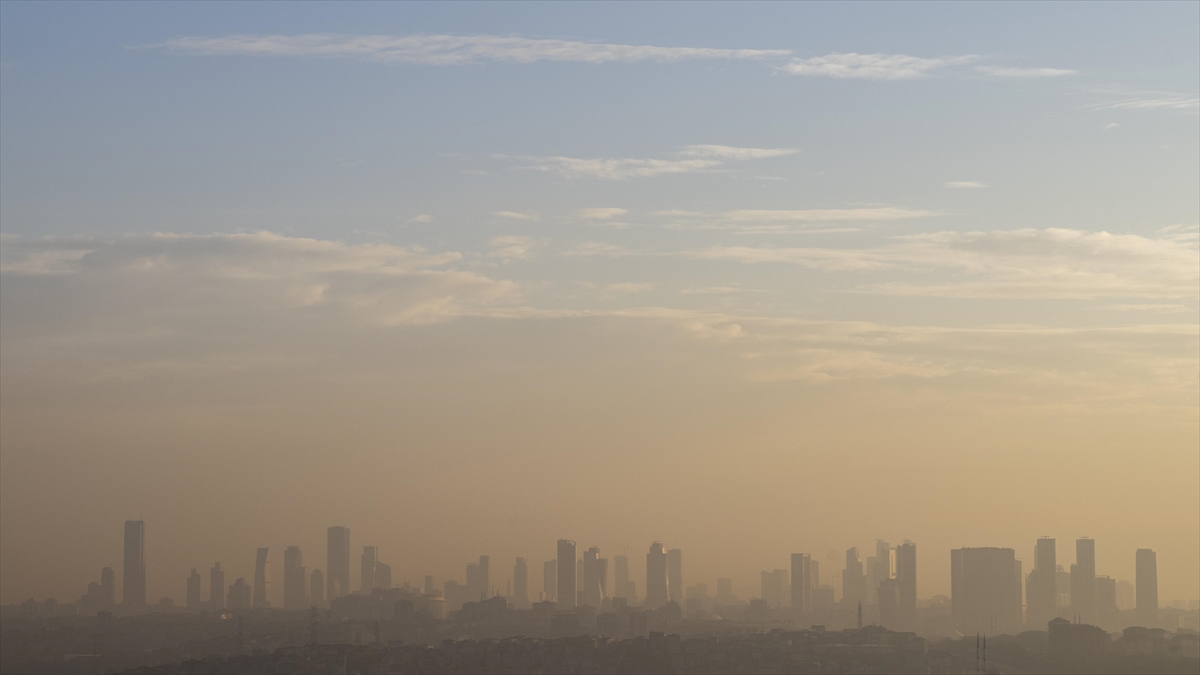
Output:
[
  {"left": 581, "top": 547, "right": 607, "bottom": 608},
  {"left": 716, "top": 578, "right": 733, "bottom": 603},
  {"left": 950, "top": 547, "right": 1023, "bottom": 635},
  {"left": 761, "top": 569, "right": 788, "bottom": 608},
  {"left": 1072, "top": 538, "right": 1096, "bottom": 624},
  {"left": 645, "top": 542, "right": 669, "bottom": 610},
  {"left": 1135, "top": 549, "right": 1158, "bottom": 627},
  {"left": 310, "top": 569, "right": 325, "bottom": 609},
  {"left": 375, "top": 561, "right": 392, "bottom": 589},
  {"left": 210, "top": 563, "right": 225, "bottom": 610},
  {"left": 614, "top": 555, "right": 630, "bottom": 600},
  {"left": 543, "top": 559, "right": 558, "bottom": 604},
  {"left": 896, "top": 541, "right": 917, "bottom": 629},
  {"left": 100, "top": 567, "right": 115, "bottom": 609},
  {"left": 284, "top": 546, "right": 307, "bottom": 610},
  {"left": 866, "top": 540, "right": 891, "bottom": 607},
  {"left": 1095, "top": 575, "right": 1118, "bottom": 629},
  {"left": 1028, "top": 537, "right": 1057, "bottom": 627},
  {"left": 843, "top": 547, "right": 864, "bottom": 606},
  {"left": 466, "top": 555, "right": 490, "bottom": 601},
  {"left": 514, "top": 557, "right": 528, "bottom": 608},
  {"left": 253, "top": 547, "right": 270, "bottom": 608},
  {"left": 186, "top": 569, "right": 202, "bottom": 611},
  {"left": 556, "top": 540, "right": 576, "bottom": 610},
  {"left": 791, "top": 553, "right": 812, "bottom": 616},
  {"left": 122, "top": 520, "right": 146, "bottom": 607},
  {"left": 361, "top": 546, "right": 377, "bottom": 593},
  {"left": 327, "top": 526, "right": 350, "bottom": 601},
  {"left": 667, "top": 549, "right": 682, "bottom": 605}
]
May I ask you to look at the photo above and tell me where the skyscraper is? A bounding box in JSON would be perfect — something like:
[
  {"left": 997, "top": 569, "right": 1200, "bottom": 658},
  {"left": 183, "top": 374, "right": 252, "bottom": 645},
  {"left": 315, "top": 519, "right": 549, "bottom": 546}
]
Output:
[
  {"left": 543, "top": 559, "right": 558, "bottom": 604},
  {"left": 667, "top": 548, "right": 682, "bottom": 605},
  {"left": 614, "top": 555, "right": 630, "bottom": 600},
  {"left": 865, "top": 540, "right": 891, "bottom": 607},
  {"left": 186, "top": 569, "right": 202, "bottom": 611},
  {"left": 791, "top": 553, "right": 812, "bottom": 616},
  {"left": 514, "top": 557, "right": 528, "bottom": 608},
  {"left": 557, "top": 540, "right": 576, "bottom": 610},
  {"left": 284, "top": 546, "right": 306, "bottom": 610},
  {"left": 1028, "top": 537, "right": 1057, "bottom": 627},
  {"left": 645, "top": 542, "right": 669, "bottom": 610},
  {"left": 100, "top": 567, "right": 115, "bottom": 609},
  {"left": 466, "top": 555, "right": 490, "bottom": 601},
  {"left": 310, "top": 568, "right": 325, "bottom": 609},
  {"left": 1072, "top": 538, "right": 1096, "bottom": 624},
  {"left": 375, "top": 561, "right": 392, "bottom": 589},
  {"left": 581, "top": 547, "right": 607, "bottom": 608},
  {"left": 950, "top": 547, "right": 1023, "bottom": 635},
  {"left": 843, "top": 547, "right": 864, "bottom": 606},
  {"left": 327, "top": 526, "right": 350, "bottom": 601},
  {"left": 1135, "top": 549, "right": 1158, "bottom": 627},
  {"left": 896, "top": 541, "right": 917, "bottom": 629},
  {"left": 361, "top": 546, "right": 377, "bottom": 593},
  {"left": 210, "top": 563, "right": 225, "bottom": 610},
  {"left": 253, "top": 547, "right": 270, "bottom": 608},
  {"left": 122, "top": 520, "right": 146, "bottom": 607}
]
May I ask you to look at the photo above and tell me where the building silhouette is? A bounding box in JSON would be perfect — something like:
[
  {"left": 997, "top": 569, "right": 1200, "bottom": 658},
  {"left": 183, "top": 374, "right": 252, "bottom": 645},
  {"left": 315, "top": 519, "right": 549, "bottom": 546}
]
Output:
[
  {"left": 543, "top": 559, "right": 557, "bottom": 604},
  {"left": 375, "top": 561, "right": 391, "bottom": 589},
  {"left": 283, "top": 546, "right": 306, "bottom": 610},
  {"left": 896, "top": 541, "right": 917, "bottom": 629},
  {"left": 101, "top": 566, "right": 116, "bottom": 609},
  {"left": 123, "top": 520, "right": 146, "bottom": 607},
  {"left": 360, "top": 546, "right": 377, "bottom": 593},
  {"left": 210, "top": 563, "right": 225, "bottom": 610},
  {"left": 326, "top": 526, "right": 350, "bottom": 601},
  {"left": 843, "top": 547, "right": 864, "bottom": 607},
  {"left": 1072, "top": 538, "right": 1095, "bottom": 624},
  {"left": 865, "top": 540, "right": 891, "bottom": 608},
  {"left": 760, "top": 569, "right": 787, "bottom": 608},
  {"left": 791, "top": 553, "right": 812, "bottom": 616},
  {"left": 645, "top": 542, "right": 669, "bottom": 610},
  {"left": 186, "top": 569, "right": 202, "bottom": 611},
  {"left": 614, "top": 555, "right": 634, "bottom": 602},
  {"left": 514, "top": 557, "right": 528, "bottom": 608},
  {"left": 253, "top": 547, "right": 270, "bottom": 608},
  {"left": 227, "top": 578, "right": 251, "bottom": 610},
  {"left": 556, "top": 540, "right": 576, "bottom": 610},
  {"left": 1135, "top": 548, "right": 1158, "bottom": 627},
  {"left": 466, "top": 555, "right": 490, "bottom": 601},
  {"left": 951, "top": 547, "right": 1022, "bottom": 635},
  {"left": 582, "top": 547, "right": 608, "bottom": 608},
  {"left": 1028, "top": 537, "right": 1057, "bottom": 627},
  {"left": 310, "top": 568, "right": 325, "bottom": 609},
  {"left": 667, "top": 548, "right": 682, "bottom": 605}
]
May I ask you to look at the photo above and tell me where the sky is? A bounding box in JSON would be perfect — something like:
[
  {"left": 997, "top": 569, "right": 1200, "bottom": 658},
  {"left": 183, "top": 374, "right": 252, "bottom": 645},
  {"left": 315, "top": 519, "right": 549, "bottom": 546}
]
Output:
[{"left": 0, "top": 1, "right": 1197, "bottom": 608}]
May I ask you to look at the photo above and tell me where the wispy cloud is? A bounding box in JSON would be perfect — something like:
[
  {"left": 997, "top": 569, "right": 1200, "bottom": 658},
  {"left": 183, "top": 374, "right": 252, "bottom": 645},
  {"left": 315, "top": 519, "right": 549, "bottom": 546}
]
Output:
[
  {"left": 781, "top": 52, "right": 978, "bottom": 79},
  {"left": 655, "top": 207, "right": 939, "bottom": 233},
  {"left": 487, "top": 235, "right": 541, "bottom": 261},
  {"left": 154, "top": 33, "right": 791, "bottom": 65},
  {"left": 560, "top": 241, "right": 631, "bottom": 257},
  {"left": 976, "top": 66, "right": 1075, "bottom": 78},
  {"left": 1084, "top": 88, "right": 1200, "bottom": 112},
  {"left": 493, "top": 211, "right": 540, "bottom": 221},
  {"left": 944, "top": 181, "right": 988, "bottom": 189},
  {"left": 502, "top": 145, "right": 795, "bottom": 180},
  {"left": 577, "top": 208, "right": 628, "bottom": 221},
  {"left": 409, "top": 214, "right": 434, "bottom": 223}
]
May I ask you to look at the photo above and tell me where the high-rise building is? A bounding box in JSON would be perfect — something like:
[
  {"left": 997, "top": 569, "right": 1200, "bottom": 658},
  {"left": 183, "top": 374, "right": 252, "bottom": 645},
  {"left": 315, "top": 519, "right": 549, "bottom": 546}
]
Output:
[
  {"left": 327, "top": 527, "right": 350, "bottom": 601},
  {"left": 950, "top": 547, "right": 1023, "bottom": 635},
  {"left": 878, "top": 578, "right": 901, "bottom": 628},
  {"left": 543, "top": 560, "right": 557, "bottom": 604},
  {"left": 896, "top": 541, "right": 917, "bottom": 629},
  {"left": 514, "top": 557, "right": 529, "bottom": 608},
  {"left": 761, "top": 569, "right": 788, "bottom": 608},
  {"left": 645, "top": 542, "right": 669, "bottom": 610},
  {"left": 228, "top": 578, "right": 252, "bottom": 610},
  {"left": 253, "top": 548, "right": 270, "bottom": 608},
  {"left": 361, "top": 546, "right": 377, "bottom": 593},
  {"left": 210, "top": 563, "right": 225, "bottom": 610},
  {"left": 375, "top": 561, "right": 392, "bottom": 589},
  {"left": 1028, "top": 537, "right": 1057, "bottom": 627},
  {"left": 466, "top": 555, "right": 490, "bottom": 601},
  {"left": 843, "top": 548, "right": 864, "bottom": 606},
  {"left": 614, "top": 555, "right": 630, "bottom": 600},
  {"left": 123, "top": 520, "right": 146, "bottom": 607},
  {"left": 667, "top": 549, "right": 682, "bottom": 606},
  {"left": 186, "top": 569, "right": 202, "bottom": 611},
  {"left": 424, "top": 575, "right": 435, "bottom": 596},
  {"left": 1072, "top": 538, "right": 1095, "bottom": 624},
  {"left": 865, "top": 540, "right": 891, "bottom": 607},
  {"left": 310, "top": 568, "right": 325, "bottom": 609},
  {"left": 557, "top": 540, "right": 576, "bottom": 610},
  {"left": 582, "top": 547, "right": 607, "bottom": 608},
  {"left": 791, "top": 553, "right": 812, "bottom": 616},
  {"left": 1095, "top": 575, "right": 1118, "bottom": 629},
  {"left": 284, "top": 546, "right": 307, "bottom": 610},
  {"left": 1135, "top": 549, "right": 1158, "bottom": 627}
]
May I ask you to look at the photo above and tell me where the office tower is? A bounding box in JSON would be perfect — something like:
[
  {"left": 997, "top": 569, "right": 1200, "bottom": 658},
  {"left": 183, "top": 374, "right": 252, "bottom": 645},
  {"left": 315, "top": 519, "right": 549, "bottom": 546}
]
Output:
[
  {"left": 843, "top": 548, "right": 864, "bottom": 606},
  {"left": 310, "top": 569, "right": 325, "bottom": 609},
  {"left": 361, "top": 546, "right": 377, "bottom": 593},
  {"left": 791, "top": 554, "right": 812, "bottom": 615},
  {"left": 667, "top": 549, "right": 682, "bottom": 605},
  {"left": 375, "top": 561, "right": 392, "bottom": 589},
  {"left": 479, "top": 556, "right": 490, "bottom": 598},
  {"left": 123, "top": 520, "right": 146, "bottom": 606},
  {"left": 210, "top": 563, "right": 225, "bottom": 610},
  {"left": 327, "top": 527, "right": 350, "bottom": 601},
  {"left": 514, "top": 558, "right": 528, "bottom": 608},
  {"left": 866, "top": 540, "right": 891, "bottom": 607},
  {"left": 812, "top": 560, "right": 819, "bottom": 589},
  {"left": 100, "top": 567, "right": 115, "bottom": 609},
  {"left": 614, "top": 555, "right": 630, "bottom": 600},
  {"left": 284, "top": 546, "right": 306, "bottom": 610},
  {"left": 466, "top": 555, "right": 490, "bottom": 600},
  {"left": 1072, "top": 538, "right": 1095, "bottom": 624},
  {"left": 228, "top": 578, "right": 252, "bottom": 610},
  {"left": 878, "top": 578, "right": 901, "bottom": 628},
  {"left": 716, "top": 578, "right": 733, "bottom": 603},
  {"left": 1027, "top": 537, "right": 1057, "bottom": 627},
  {"left": 1096, "top": 576, "right": 1118, "bottom": 629},
  {"left": 253, "top": 548, "right": 270, "bottom": 608},
  {"left": 645, "top": 542, "right": 669, "bottom": 610},
  {"left": 577, "top": 558, "right": 584, "bottom": 596},
  {"left": 950, "top": 547, "right": 1023, "bottom": 635},
  {"left": 186, "top": 569, "right": 202, "bottom": 611},
  {"left": 1136, "top": 549, "right": 1158, "bottom": 627},
  {"left": 544, "top": 560, "right": 558, "bottom": 604},
  {"left": 581, "top": 547, "right": 606, "bottom": 608},
  {"left": 761, "top": 569, "right": 788, "bottom": 608},
  {"left": 896, "top": 541, "right": 917, "bottom": 629},
  {"left": 557, "top": 540, "right": 576, "bottom": 610},
  {"left": 424, "top": 575, "right": 435, "bottom": 596}
]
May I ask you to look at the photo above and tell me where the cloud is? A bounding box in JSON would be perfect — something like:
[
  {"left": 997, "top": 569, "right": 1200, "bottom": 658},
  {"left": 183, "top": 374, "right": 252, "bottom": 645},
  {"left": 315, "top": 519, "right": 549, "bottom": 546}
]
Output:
[
  {"left": 781, "top": 52, "right": 977, "bottom": 79},
  {"left": 976, "top": 66, "right": 1075, "bottom": 78},
  {"left": 493, "top": 211, "right": 540, "bottom": 221},
  {"left": 1103, "top": 123, "right": 1119, "bottom": 130},
  {"left": 409, "top": 214, "right": 434, "bottom": 223},
  {"left": 1089, "top": 95, "right": 1199, "bottom": 112},
  {"left": 154, "top": 33, "right": 791, "bottom": 65},
  {"left": 560, "top": 241, "right": 631, "bottom": 257},
  {"left": 487, "top": 235, "right": 541, "bottom": 261},
  {"left": 723, "top": 208, "right": 937, "bottom": 222},
  {"left": 944, "top": 181, "right": 988, "bottom": 189},
  {"left": 504, "top": 144, "right": 795, "bottom": 180},
  {"left": 577, "top": 208, "right": 629, "bottom": 220}
]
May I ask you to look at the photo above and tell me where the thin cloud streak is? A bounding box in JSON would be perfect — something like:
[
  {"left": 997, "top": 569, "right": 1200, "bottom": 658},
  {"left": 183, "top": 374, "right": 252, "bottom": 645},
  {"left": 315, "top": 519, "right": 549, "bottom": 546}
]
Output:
[
  {"left": 501, "top": 145, "right": 795, "bottom": 180},
  {"left": 781, "top": 52, "right": 978, "bottom": 79}
]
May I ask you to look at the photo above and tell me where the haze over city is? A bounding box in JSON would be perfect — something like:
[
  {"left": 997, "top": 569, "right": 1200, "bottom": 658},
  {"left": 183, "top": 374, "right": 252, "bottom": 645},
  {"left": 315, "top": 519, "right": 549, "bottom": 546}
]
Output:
[{"left": 0, "top": 2, "right": 1197, "bottom": 672}]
